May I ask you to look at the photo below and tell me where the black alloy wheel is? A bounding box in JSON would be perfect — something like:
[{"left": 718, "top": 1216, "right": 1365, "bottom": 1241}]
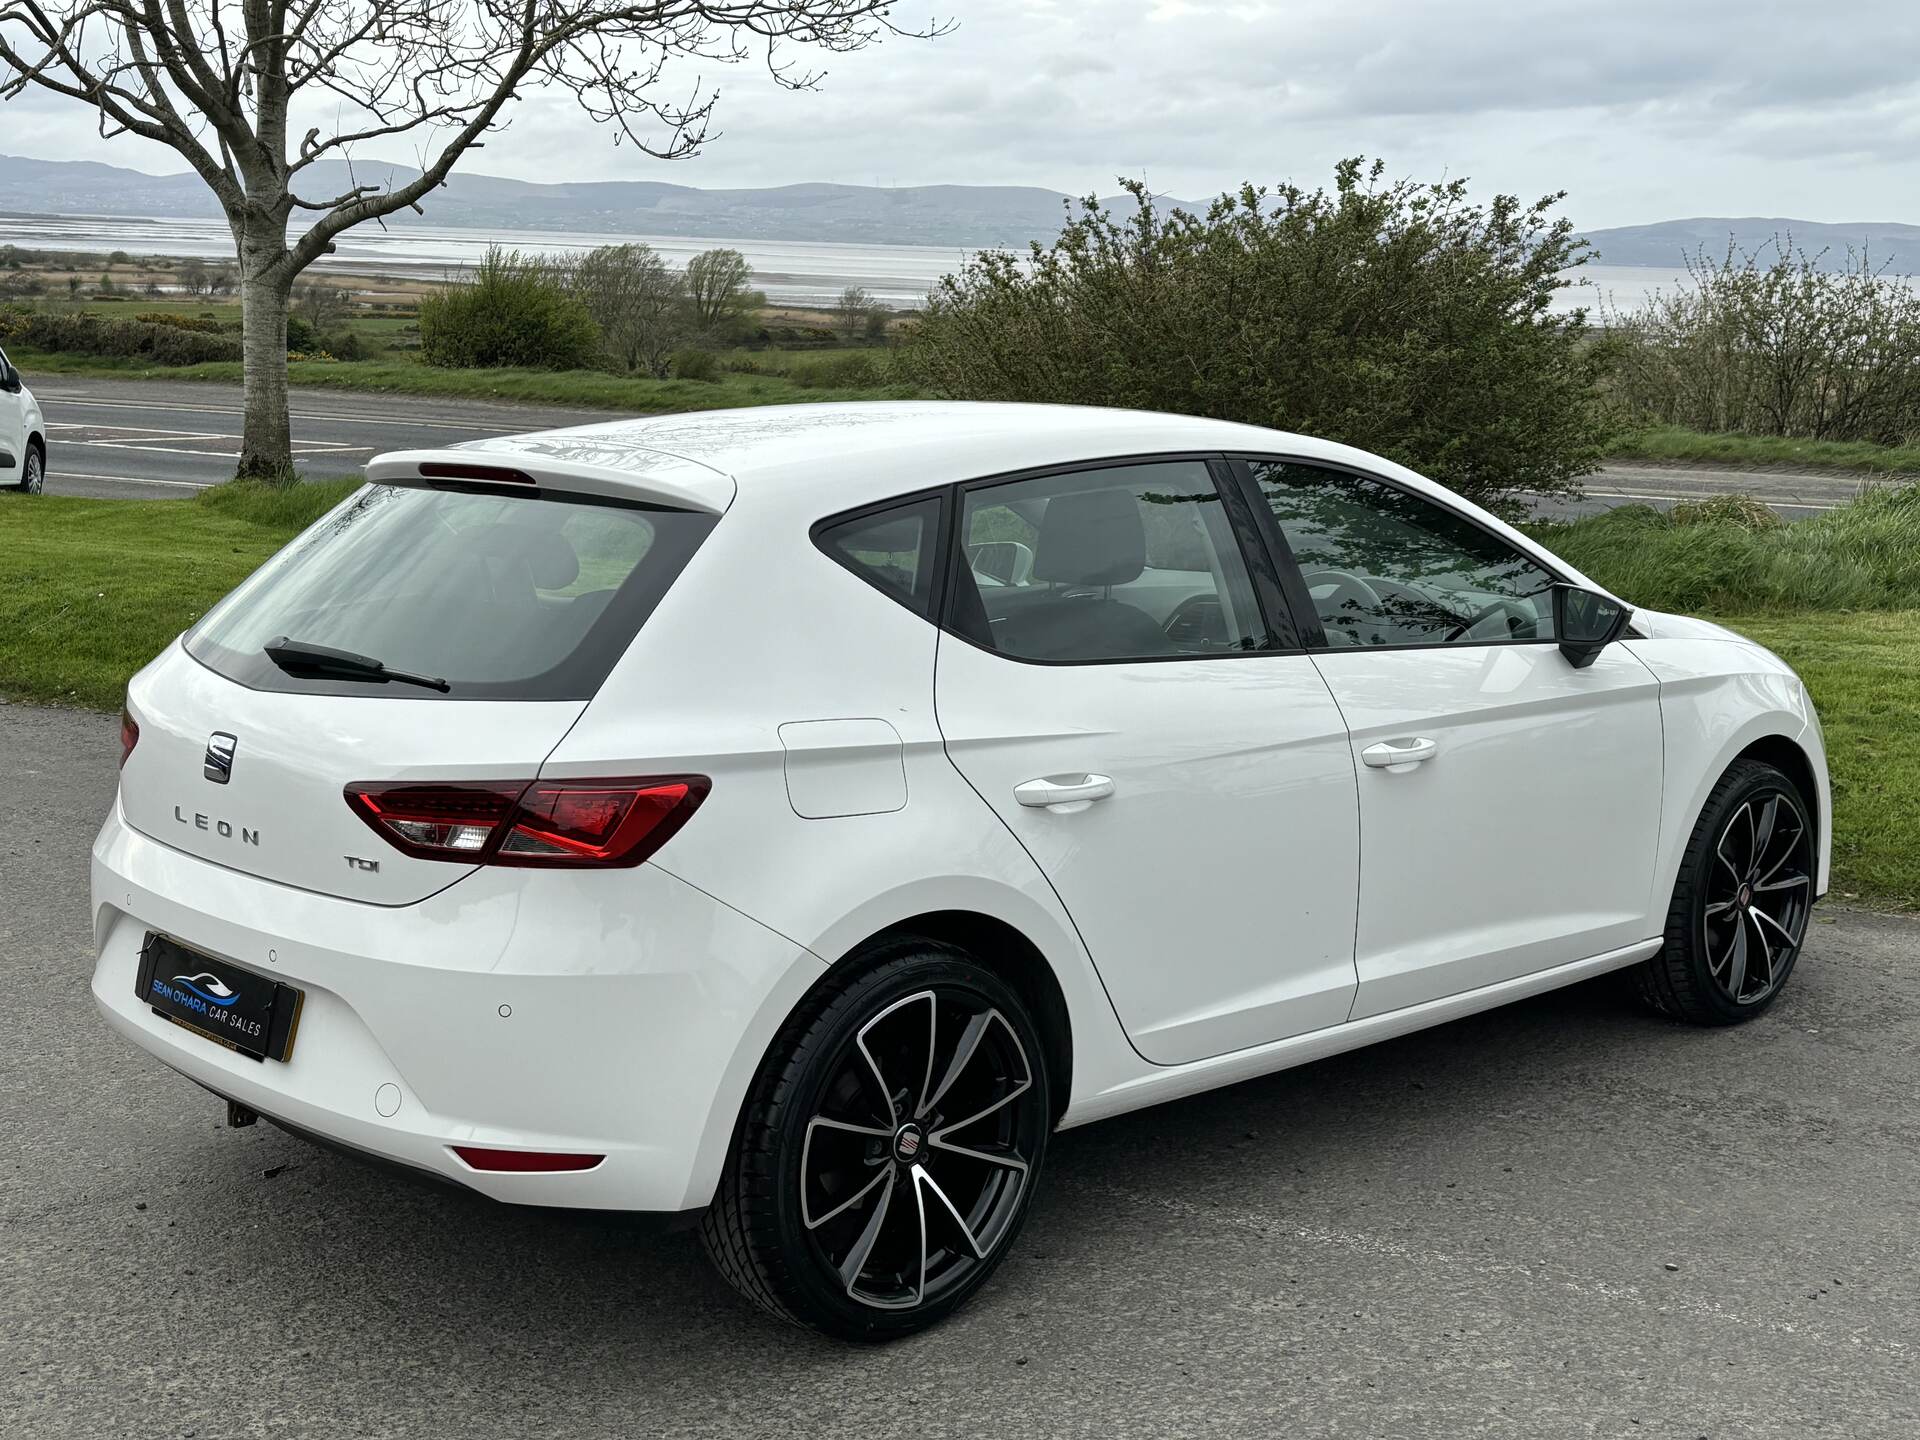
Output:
[
  {"left": 1637, "top": 759, "right": 1816, "bottom": 1023},
  {"left": 702, "top": 943, "right": 1051, "bottom": 1339}
]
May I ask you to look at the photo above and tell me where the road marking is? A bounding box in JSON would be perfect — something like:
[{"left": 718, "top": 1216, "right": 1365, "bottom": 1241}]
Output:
[
  {"left": 38, "top": 391, "right": 571, "bottom": 432},
  {"left": 47, "top": 420, "right": 369, "bottom": 462},
  {"left": 1585, "top": 489, "right": 1842, "bottom": 511},
  {"left": 53, "top": 471, "right": 214, "bottom": 489}
]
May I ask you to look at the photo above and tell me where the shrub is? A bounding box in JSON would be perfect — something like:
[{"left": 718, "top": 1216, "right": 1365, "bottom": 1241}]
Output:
[
  {"left": 1606, "top": 240, "right": 1920, "bottom": 445},
  {"left": 671, "top": 347, "right": 721, "bottom": 382},
  {"left": 284, "top": 314, "right": 317, "bottom": 354},
  {"left": 321, "top": 329, "right": 367, "bottom": 362},
  {"left": 136, "top": 311, "right": 225, "bottom": 334},
  {"left": 0, "top": 306, "right": 242, "bottom": 364},
  {"left": 906, "top": 159, "right": 1615, "bottom": 517},
  {"left": 418, "top": 246, "right": 601, "bottom": 370}
]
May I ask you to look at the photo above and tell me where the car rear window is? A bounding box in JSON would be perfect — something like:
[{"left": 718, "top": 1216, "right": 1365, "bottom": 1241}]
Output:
[{"left": 186, "top": 484, "right": 714, "bottom": 700}]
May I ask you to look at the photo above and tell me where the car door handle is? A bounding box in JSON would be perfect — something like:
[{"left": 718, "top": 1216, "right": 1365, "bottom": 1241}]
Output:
[
  {"left": 1361, "top": 737, "right": 1438, "bottom": 771},
  {"left": 1014, "top": 774, "right": 1116, "bottom": 812}
]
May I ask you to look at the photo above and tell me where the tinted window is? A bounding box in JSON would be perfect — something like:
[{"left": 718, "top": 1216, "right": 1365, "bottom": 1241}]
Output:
[
  {"left": 953, "top": 461, "right": 1265, "bottom": 663},
  {"left": 187, "top": 484, "right": 713, "bottom": 699},
  {"left": 1250, "top": 462, "right": 1558, "bottom": 648},
  {"left": 816, "top": 496, "right": 942, "bottom": 617}
]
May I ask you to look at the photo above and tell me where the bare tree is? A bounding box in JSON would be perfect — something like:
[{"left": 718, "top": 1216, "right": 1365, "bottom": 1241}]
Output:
[
  {"left": 294, "top": 279, "right": 350, "bottom": 331},
  {"left": 570, "top": 243, "right": 686, "bottom": 376},
  {"left": 835, "top": 284, "right": 876, "bottom": 341},
  {"left": 176, "top": 255, "right": 210, "bottom": 297},
  {"left": 684, "top": 246, "right": 752, "bottom": 336},
  {"left": 0, "top": 2, "right": 932, "bottom": 480}
]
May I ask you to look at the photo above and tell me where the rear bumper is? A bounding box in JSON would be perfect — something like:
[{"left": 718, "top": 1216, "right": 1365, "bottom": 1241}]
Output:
[{"left": 91, "top": 801, "right": 822, "bottom": 1211}]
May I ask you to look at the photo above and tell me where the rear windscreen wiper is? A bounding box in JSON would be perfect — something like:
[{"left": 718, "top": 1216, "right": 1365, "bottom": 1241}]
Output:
[{"left": 264, "top": 636, "right": 451, "bottom": 693}]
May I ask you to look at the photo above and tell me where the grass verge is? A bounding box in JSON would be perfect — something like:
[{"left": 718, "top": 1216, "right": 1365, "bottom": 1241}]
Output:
[
  {"left": 1528, "top": 486, "right": 1920, "bottom": 612},
  {"left": 8, "top": 346, "right": 911, "bottom": 412},
  {"left": 1611, "top": 424, "right": 1920, "bottom": 476},
  {"left": 1705, "top": 612, "right": 1920, "bottom": 910},
  {"left": 0, "top": 480, "right": 359, "bottom": 709}
]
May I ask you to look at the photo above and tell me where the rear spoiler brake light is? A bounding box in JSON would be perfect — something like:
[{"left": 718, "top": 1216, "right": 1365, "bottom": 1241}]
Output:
[{"left": 367, "top": 447, "right": 733, "bottom": 514}]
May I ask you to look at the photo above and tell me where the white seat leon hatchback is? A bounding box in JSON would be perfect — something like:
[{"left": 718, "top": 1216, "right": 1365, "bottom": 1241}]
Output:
[{"left": 94, "top": 401, "right": 1830, "bottom": 1339}]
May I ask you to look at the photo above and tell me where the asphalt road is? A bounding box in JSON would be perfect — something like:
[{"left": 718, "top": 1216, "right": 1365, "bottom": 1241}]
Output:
[
  {"left": 29, "top": 376, "right": 610, "bottom": 498},
  {"left": 25, "top": 375, "right": 1888, "bottom": 517},
  {"left": 4, "top": 700, "right": 1917, "bottom": 1437}
]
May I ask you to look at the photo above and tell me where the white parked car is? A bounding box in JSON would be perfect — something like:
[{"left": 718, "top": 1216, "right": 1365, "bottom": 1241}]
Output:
[
  {"left": 93, "top": 402, "right": 1829, "bottom": 1339},
  {"left": 0, "top": 345, "right": 46, "bottom": 494}
]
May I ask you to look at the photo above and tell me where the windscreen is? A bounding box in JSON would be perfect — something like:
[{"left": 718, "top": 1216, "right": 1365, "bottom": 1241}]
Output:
[{"left": 186, "top": 483, "right": 714, "bottom": 700}]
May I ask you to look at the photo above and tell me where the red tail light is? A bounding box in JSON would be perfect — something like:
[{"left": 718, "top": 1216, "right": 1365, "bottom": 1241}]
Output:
[
  {"left": 119, "top": 708, "right": 139, "bottom": 768},
  {"left": 344, "top": 776, "right": 708, "bottom": 868},
  {"left": 451, "top": 1146, "right": 604, "bottom": 1173}
]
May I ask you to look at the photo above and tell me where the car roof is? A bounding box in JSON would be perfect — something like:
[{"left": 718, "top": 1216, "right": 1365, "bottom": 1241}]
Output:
[
  {"left": 368, "top": 400, "right": 1615, "bottom": 601},
  {"left": 424, "top": 401, "right": 1391, "bottom": 514}
]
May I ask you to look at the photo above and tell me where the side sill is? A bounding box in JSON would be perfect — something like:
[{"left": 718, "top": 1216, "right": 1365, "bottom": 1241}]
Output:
[{"left": 1059, "top": 937, "right": 1663, "bottom": 1129}]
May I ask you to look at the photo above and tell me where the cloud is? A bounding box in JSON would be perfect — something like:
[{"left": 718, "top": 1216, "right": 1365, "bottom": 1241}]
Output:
[{"left": 2, "top": 0, "right": 1917, "bottom": 226}]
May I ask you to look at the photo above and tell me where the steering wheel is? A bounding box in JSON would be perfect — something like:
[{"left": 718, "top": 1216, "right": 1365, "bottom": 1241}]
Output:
[
  {"left": 1161, "top": 594, "right": 1227, "bottom": 647},
  {"left": 1441, "top": 597, "right": 1536, "bottom": 644},
  {"left": 1301, "top": 568, "right": 1384, "bottom": 619}
]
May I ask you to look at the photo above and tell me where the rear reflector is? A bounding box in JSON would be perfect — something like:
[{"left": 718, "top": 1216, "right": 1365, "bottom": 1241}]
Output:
[
  {"left": 452, "top": 1146, "right": 604, "bottom": 1174},
  {"left": 119, "top": 708, "right": 139, "bottom": 769},
  {"left": 345, "top": 776, "right": 708, "bottom": 868}
]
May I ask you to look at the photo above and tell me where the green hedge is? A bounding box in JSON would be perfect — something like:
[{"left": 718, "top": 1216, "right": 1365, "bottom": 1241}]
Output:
[{"left": 0, "top": 307, "right": 242, "bottom": 365}]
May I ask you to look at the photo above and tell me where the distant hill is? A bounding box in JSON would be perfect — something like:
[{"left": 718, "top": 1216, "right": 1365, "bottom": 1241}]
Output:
[
  {"left": 4, "top": 156, "right": 1913, "bottom": 266},
  {"left": 0, "top": 153, "right": 1181, "bottom": 249},
  {"left": 1579, "top": 218, "right": 1920, "bottom": 273}
]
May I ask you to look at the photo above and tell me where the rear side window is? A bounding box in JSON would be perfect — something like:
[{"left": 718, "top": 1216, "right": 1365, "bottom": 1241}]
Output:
[
  {"left": 951, "top": 461, "right": 1267, "bottom": 663},
  {"left": 815, "top": 496, "right": 943, "bottom": 618},
  {"left": 186, "top": 485, "right": 714, "bottom": 700}
]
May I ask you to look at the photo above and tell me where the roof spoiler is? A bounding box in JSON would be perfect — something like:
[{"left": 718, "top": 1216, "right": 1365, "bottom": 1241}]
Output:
[{"left": 366, "top": 447, "right": 734, "bottom": 515}]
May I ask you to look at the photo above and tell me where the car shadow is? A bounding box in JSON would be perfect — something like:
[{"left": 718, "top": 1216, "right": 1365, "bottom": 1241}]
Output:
[{"left": 152, "top": 970, "right": 1688, "bottom": 1361}]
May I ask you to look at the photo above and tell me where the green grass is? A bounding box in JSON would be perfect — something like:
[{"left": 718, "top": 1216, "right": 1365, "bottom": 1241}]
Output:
[
  {"left": 1528, "top": 485, "right": 1920, "bottom": 613},
  {"left": 9, "top": 346, "right": 911, "bottom": 411},
  {"left": 1705, "top": 611, "right": 1920, "bottom": 909},
  {"left": 1612, "top": 424, "right": 1920, "bottom": 476},
  {"left": 0, "top": 480, "right": 359, "bottom": 709}
]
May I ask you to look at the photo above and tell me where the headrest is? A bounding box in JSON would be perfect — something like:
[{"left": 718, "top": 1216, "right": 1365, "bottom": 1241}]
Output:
[
  {"left": 1032, "top": 487, "right": 1145, "bottom": 587},
  {"left": 472, "top": 524, "right": 580, "bottom": 591}
]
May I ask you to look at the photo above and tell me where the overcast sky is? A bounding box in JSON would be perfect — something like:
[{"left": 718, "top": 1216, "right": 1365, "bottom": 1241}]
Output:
[{"left": 5, "top": 0, "right": 1917, "bottom": 228}]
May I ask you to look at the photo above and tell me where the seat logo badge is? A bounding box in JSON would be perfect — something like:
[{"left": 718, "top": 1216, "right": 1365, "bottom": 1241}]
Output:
[
  {"left": 894, "top": 1124, "right": 925, "bottom": 1162},
  {"left": 203, "top": 732, "right": 237, "bottom": 784}
]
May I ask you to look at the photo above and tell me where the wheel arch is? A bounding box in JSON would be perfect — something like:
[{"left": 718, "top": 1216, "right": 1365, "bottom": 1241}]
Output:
[
  {"left": 842, "top": 909, "right": 1074, "bottom": 1125},
  {"left": 1735, "top": 733, "right": 1821, "bottom": 852},
  {"left": 1654, "top": 713, "right": 1831, "bottom": 919}
]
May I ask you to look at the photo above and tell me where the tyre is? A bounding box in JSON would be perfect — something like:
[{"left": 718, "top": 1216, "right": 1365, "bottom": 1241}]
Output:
[
  {"left": 16, "top": 441, "right": 43, "bottom": 494},
  {"left": 701, "top": 941, "right": 1051, "bottom": 1340},
  {"left": 1635, "top": 759, "right": 1816, "bottom": 1024}
]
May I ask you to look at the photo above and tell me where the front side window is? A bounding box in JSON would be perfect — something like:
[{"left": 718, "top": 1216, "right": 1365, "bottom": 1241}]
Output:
[
  {"left": 187, "top": 484, "right": 713, "bottom": 699},
  {"left": 1249, "top": 461, "right": 1558, "bottom": 649},
  {"left": 952, "top": 461, "right": 1266, "bottom": 663}
]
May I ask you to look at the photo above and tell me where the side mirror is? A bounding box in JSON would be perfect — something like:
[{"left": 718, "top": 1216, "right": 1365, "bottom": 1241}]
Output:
[
  {"left": 0, "top": 364, "right": 17, "bottom": 394},
  {"left": 1553, "top": 583, "right": 1629, "bottom": 669}
]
